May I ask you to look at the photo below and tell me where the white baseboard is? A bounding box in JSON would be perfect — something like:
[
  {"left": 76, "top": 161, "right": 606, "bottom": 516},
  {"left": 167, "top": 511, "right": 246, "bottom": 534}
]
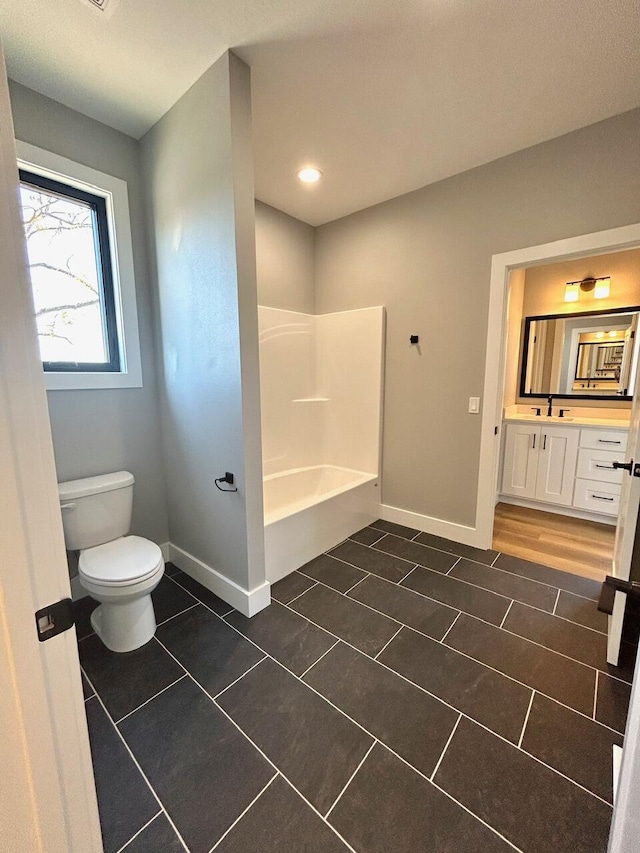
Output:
[
  {"left": 168, "top": 543, "right": 270, "bottom": 618},
  {"left": 379, "top": 503, "right": 481, "bottom": 547},
  {"left": 159, "top": 541, "right": 170, "bottom": 562}
]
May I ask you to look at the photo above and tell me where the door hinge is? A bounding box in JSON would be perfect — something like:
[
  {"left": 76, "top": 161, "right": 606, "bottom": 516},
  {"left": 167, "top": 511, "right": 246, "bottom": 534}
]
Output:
[{"left": 35, "top": 598, "right": 74, "bottom": 642}]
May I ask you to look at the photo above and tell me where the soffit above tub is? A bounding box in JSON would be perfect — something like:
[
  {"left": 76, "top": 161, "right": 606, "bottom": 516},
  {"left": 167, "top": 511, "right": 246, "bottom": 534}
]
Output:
[{"left": 1, "top": 0, "right": 640, "bottom": 225}]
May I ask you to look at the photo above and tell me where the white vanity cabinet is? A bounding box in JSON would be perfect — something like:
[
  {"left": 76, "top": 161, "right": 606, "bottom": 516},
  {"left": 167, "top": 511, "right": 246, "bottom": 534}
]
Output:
[
  {"left": 502, "top": 423, "right": 579, "bottom": 506},
  {"left": 501, "top": 420, "right": 628, "bottom": 519}
]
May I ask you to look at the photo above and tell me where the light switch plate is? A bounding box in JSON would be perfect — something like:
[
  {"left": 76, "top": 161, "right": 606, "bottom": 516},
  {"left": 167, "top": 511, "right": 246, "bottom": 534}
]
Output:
[{"left": 469, "top": 396, "right": 480, "bottom": 414}]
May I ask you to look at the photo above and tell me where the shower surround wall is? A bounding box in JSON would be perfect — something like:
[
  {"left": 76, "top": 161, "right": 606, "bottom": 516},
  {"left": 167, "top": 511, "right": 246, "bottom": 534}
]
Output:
[{"left": 259, "top": 305, "right": 385, "bottom": 580}]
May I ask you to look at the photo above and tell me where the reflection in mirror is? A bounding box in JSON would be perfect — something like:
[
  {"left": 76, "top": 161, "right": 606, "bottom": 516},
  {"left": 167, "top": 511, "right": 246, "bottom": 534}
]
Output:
[{"left": 520, "top": 307, "right": 640, "bottom": 399}]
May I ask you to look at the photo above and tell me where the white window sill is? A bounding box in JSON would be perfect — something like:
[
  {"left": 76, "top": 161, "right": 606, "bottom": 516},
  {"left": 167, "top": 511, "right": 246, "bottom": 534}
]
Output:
[{"left": 44, "top": 370, "right": 143, "bottom": 392}]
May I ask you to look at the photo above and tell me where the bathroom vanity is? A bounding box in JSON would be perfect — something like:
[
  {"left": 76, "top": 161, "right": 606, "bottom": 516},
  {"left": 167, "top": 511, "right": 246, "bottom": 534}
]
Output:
[{"left": 500, "top": 412, "right": 629, "bottom": 521}]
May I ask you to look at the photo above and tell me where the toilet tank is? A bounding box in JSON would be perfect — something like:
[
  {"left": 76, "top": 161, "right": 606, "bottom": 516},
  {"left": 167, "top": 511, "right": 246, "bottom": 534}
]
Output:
[{"left": 58, "top": 471, "right": 135, "bottom": 551}]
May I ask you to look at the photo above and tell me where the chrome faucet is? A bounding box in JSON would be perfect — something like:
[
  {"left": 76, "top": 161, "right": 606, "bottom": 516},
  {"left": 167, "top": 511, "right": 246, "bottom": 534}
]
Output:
[{"left": 546, "top": 395, "right": 553, "bottom": 417}]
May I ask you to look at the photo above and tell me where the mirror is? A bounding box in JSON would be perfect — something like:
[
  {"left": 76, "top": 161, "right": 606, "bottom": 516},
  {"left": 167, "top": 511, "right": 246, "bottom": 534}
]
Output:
[{"left": 520, "top": 306, "right": 640, "bottom": 400}]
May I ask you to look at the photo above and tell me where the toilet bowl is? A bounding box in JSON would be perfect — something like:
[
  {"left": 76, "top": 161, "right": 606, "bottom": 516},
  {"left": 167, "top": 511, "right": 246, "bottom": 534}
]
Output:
[
  {"left": 80, "top": 535, "right": 164, "bottom": 653},
  {"left": 58, "top": 471, "right": 164, "bottom": 653}
]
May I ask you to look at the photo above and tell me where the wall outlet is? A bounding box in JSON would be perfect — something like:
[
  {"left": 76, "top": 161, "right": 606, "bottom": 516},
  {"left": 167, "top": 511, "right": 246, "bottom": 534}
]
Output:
[{"left": 468, "top": 397, "right": 480, "bottom": 414}]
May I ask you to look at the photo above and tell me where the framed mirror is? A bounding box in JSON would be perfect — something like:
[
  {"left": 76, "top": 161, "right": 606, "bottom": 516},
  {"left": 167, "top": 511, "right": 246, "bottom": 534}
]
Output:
[{"left": 519, "top": 306, "right": 640, "bottom": 400}]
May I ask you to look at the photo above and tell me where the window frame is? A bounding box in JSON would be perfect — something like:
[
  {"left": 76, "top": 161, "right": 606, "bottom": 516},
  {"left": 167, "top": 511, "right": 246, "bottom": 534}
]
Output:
[
  {"left": 16, "top": 141, "right": 143, "bottom": 391},
  {"left": 19, "top": 168, "right": 122, "bottom": 374}
]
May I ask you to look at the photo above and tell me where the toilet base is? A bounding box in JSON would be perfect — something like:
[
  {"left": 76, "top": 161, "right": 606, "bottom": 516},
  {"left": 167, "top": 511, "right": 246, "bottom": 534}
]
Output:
[{"left": 90, "top": 593, "right": 156, "bottom": 653}]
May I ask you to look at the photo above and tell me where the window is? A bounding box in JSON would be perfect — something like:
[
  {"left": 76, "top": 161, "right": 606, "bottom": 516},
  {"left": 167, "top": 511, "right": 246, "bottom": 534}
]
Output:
[
  {"left": 16, "top": 141, "right": 142, "bottom": 391},
  {"left": 19, "top": 170, "right": 120, "bottom": 372}
]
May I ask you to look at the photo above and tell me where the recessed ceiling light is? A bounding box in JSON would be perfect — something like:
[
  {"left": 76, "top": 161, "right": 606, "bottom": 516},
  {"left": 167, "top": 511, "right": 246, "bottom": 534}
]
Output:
[{"left": 297, "top": 167, "right": 322, "bottom": 184}]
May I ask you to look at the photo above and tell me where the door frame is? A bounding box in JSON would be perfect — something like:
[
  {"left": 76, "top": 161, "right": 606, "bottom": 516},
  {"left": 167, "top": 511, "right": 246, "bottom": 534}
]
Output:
[
  {"left": 475, "top": 222, "right": 640, "bottom": 549},
  {"left": 0, "top": 47, "right": 102, "bottom": 851}
]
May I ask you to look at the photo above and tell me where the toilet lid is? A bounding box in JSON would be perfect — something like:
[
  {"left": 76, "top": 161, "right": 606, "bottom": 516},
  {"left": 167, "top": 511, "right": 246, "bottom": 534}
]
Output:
[{"left": 79, "top": 536, "right": 163, "bottom": 586}]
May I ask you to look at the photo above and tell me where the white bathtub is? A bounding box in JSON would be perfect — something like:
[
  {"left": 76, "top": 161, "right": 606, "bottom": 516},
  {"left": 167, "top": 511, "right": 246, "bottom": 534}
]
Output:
[{"left": 263, "top": 465, "right": 380, "bottom": 582}]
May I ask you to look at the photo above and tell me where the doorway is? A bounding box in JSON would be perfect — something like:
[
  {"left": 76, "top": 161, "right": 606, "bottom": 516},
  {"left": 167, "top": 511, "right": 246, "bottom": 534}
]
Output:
[
  {"left": 490, "top": 247, "right": 640, "bottom": 581},
  {"left": 476, "top": 224, "right": 640, "bottom": 581}
]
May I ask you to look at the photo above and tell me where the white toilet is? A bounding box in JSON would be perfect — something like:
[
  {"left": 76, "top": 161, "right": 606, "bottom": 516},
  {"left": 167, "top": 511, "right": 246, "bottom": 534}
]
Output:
[{"left": 58, "top": 471, "right": 164, "bottom": 653}]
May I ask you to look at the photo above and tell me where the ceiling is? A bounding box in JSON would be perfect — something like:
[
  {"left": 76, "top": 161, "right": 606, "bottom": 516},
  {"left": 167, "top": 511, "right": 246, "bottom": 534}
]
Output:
[{"left": 1, "top": 0, "right": 639, "bottom": 225}]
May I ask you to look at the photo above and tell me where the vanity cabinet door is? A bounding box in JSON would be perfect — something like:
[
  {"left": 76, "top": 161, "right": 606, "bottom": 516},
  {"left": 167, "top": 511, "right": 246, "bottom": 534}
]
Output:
[
  {"left": 534, "top": 426, "right": 579, "bottom": 506},
  {"left": 502, "top": 423, "right": 540, "bottom": 499}
]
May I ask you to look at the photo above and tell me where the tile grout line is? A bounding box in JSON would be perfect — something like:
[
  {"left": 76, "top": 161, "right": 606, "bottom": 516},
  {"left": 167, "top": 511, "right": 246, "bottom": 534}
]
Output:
[
  {"left": 368, "top": 533, "right": 602, "bottom": 602},
  {"left": 282, "top": 593, "right": 625, "bottom": 746},
  {"left": 149, "top": 632, "right": 359, "bottom": 853},
  {"left": 285, "top": 581, "right": 319, "bottom": 606},
  {"left": 116, "top": 811, "right": 163, "bottom": 853},
  {"left": 81, "top": 668, "right": 190, "bottom": 853},
  {"left": 499, "top": 600, "right": 514, "bottom": 629},
  {"left": 517, "top": 691, "right": 536, "bottom": 749},
  {"left": 164, "top": 573, "right": 200, "bottom": 603},
  {"left": 367, "top": 532, "right": 498, "bottom": 576},
  {"left": 213, "top": 700, "right": 361, "bottom": 853},
  {"left": 325, "top": 548, "right": 419, "bottom": 581},
  {"left": 371, "top": 731, "right": 523, "bottom": 853},
  {"left": 283, "top": 575, "right": 626, "bottom": 736},
  {"left": 429, "top": 714, "right": 462, "bottom": 782},
  {"left": 374, "top": 626, "right": 403, "bottom": 660},
  {"left": 324, "top": 740, "right": 378, "bottom": 819},
  {"left": 322, "top": 539, "right": 600, "bottom": 621},
  {"left": 238, "top": 586, "right": 618, "bottom": 808},
  {"left": 439, "top": 611, "right": 462, "bottom": 644},
  {"left": 212, "top": 656, "right": 268, "bottom": 702},
  {"left": 445, "top": 557, "right": 462, "bottom": 576},
  {"left": 156, "top": 602, "right": 199, "bottom": 628},
  {"left": 299, "top": 639, "right": 341, "bottom": 679},
  {"left": 552, "top": 588, "right": 561, "bottom": 615},
  {"left": 430, "top": 778, "right": 524, "bottom": 853},
  {"left": 153, "top": 575, "right": 620, "bottom": 814},
  {"left": 115, "top": 673, "right": 189, "bottom": 725},
  {"left": 343, "top": 573, "right": 371, "bottom": 596},
  {"left": 284, "top": 571, "right": 628, "bottom": 735},
  {"left": 593, "top": 670, "right": 599, "bottom": 720},
  {"left": 397, "top": 565, "right": 419, "bottom": 585},
  {"left": 207, "top": 773, "right": 279, "bottom": 853},
  {"left": 290, "top": 576, "right": 404, "bottom": 630}
]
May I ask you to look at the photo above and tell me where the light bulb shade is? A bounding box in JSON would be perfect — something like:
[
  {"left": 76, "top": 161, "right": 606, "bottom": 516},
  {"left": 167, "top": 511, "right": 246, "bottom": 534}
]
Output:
[
  {"left": 594, "top": 277, "right": 611, "bottom": 299},
  {"left": 564, "top": 282, "right": 579, "bottom": 302}
]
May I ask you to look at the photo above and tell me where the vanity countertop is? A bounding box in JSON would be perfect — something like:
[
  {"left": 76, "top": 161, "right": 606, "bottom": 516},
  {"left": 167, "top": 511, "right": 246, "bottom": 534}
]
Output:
[{"left": 503, "top": 413, "right": 630, "bottom": 429}]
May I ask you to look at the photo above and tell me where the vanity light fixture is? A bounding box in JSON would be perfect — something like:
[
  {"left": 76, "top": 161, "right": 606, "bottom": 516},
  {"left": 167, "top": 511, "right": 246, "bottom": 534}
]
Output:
[
  {"left": 594, "top": 277, "right": 611, "bottom": 299},
  {"left": 297, "top": 167, "right": 322, "bottom": 184},
  {"left": 564, "top": 282, "right": 580, "bottom": 302},
  {"left": 564, "top": 276, "right": 611, "bottom": 302}
]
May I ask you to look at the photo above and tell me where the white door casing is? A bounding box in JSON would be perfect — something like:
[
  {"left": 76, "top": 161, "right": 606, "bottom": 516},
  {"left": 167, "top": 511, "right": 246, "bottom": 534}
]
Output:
[{"left": 0, "top": 42, "right": 102, "bottom": 852}]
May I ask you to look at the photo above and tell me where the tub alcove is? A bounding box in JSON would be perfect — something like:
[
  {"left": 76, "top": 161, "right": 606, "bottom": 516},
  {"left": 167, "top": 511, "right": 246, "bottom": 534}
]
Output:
[{"left": 259, "top": 306, "right": 385, "bottom": 581}]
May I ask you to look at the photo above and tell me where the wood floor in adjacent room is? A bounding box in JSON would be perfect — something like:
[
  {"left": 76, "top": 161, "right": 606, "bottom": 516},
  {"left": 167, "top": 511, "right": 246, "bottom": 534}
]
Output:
[{"left": 493, "top": 503, "right": 614, "bottom": 583}]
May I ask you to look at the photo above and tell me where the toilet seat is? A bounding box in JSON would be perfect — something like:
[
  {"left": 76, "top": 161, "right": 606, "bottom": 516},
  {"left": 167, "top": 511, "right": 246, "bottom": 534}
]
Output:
[{"left": 79, "top": 535, "right": 163, "bottom": 587}]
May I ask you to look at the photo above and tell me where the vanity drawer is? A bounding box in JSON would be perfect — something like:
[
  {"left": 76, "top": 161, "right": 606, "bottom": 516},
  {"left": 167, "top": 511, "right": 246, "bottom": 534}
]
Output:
[
  {"left": 573, "top": 478, "right": 620, "bottom": 516},
  {"left": 579, "top": 429, "right": 627, "bottom": 453},
  {"left": 576, "top": 448, "right": 625, "bottom": 484}
]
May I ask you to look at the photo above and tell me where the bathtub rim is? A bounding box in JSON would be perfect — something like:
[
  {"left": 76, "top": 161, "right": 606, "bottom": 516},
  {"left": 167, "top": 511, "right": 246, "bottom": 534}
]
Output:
[{"left": 263, "top": 464, "right": 377, "bottom": 526}]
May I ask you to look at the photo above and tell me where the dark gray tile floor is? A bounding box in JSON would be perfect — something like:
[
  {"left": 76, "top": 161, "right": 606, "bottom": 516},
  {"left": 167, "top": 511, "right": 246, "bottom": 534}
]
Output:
[{"left": 79, "top": 526, "right": 636, "bottom": 853}]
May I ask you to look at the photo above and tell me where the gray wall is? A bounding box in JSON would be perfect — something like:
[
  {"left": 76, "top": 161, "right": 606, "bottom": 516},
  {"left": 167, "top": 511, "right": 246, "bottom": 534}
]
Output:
[
  {"left": 142, "top": 52, "right": 265, "bottom": 593},
  {"left": 315, "top": 108, "right": 640, "bottom": 528},
  {"left": 255, "top": 200, "right": 315, "bottom": 312},
  {"left": 7, "top": 81, "right": 169, "bottom": 545}
]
